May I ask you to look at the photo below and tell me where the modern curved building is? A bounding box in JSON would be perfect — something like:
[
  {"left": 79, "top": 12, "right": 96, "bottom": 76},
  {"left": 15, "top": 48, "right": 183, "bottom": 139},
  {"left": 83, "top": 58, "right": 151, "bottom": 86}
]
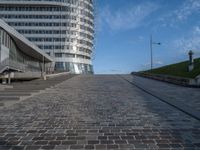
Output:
[{"left": 0, "top": 0, "right": 94, "bottom": 74}]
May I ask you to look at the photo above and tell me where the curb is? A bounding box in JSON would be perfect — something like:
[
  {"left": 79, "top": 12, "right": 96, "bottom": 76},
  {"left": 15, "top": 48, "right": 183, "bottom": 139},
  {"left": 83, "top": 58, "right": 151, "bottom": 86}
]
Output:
[
  {"left": 132, "top": 73, "right": 200, "bottom": 88},
  {"left": 121, "top": 75, "right": 200, "bottom": 121}
]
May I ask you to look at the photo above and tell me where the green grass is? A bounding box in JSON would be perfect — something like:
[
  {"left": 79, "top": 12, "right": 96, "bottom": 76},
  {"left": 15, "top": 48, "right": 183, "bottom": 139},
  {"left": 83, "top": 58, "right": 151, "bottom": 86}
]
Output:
[{"left": 144, "top": 58, "right": 200, "bottom": 79}]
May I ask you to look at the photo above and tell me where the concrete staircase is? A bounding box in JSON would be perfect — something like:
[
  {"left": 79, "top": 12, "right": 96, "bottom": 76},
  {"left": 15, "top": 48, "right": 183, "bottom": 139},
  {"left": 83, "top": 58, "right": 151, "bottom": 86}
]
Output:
[{"left": 0, "top": 74, "right": 75, "bottom": 108}]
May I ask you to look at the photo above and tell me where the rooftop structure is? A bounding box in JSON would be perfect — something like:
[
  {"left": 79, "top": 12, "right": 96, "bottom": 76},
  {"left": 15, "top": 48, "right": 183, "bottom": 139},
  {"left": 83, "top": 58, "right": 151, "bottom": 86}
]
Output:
[{"left": 0, "top": 19, "right": 53, "bottom": 81}]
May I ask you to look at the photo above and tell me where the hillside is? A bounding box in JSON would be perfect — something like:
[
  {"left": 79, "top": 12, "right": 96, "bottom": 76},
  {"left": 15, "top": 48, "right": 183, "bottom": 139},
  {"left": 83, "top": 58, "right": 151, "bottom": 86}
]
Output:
[{"left": 144, "top": 58, "right": 200, "bottom": 78}]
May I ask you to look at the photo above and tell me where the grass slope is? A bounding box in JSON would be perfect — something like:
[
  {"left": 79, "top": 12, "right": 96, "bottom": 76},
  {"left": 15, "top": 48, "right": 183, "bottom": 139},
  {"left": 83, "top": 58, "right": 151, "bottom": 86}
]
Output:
[{"left": 145, "top": 58, "right": 200, "bottom": 78}]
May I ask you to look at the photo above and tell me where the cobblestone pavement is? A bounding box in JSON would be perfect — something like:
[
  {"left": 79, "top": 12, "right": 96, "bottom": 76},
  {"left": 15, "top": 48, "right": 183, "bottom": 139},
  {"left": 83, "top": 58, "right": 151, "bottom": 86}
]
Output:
[
  {"left": 124, "top": 75, "right": 200, "bottom": 113},
  {"left": 0, "top": 75, "right": 200, "bottom": 150}
]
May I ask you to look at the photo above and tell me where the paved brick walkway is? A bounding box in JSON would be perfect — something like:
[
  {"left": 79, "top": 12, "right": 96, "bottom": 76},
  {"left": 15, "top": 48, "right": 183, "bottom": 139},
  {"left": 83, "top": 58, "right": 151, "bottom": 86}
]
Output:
[
  {"left": 124, "top": 75, "right": 200, "bottom": 117},
  {"left": 0, "top": 75, "right": 200, "bottom": 150}
]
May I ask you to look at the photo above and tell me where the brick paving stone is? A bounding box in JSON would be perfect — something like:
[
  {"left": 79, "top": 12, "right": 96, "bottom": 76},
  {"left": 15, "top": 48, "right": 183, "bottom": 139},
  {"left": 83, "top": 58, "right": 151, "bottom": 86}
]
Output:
[
  {"left": 54, "top": 145, "right": 69, "bottom": 149},
  {"left": 48, "top": 140, "right": 61, "bottom": 145},
  {"left": 61, "top": 140, "right": 77, "bottom": 145},
  {"left": 108, "top": 135, "right": 120, "bottom": 140},
  {"left": 169, "top": 143, "right": 183, "bottom": 148},
  {"left": 115, "top": 140, "right": 127, "bottom": 144},
  {"left": 98, "top": 136, "right": 107, "bottom": 140},
  {"left": 121, "top": 135, "right": 134, "bottom": 140},
  {"left": 119, "top": 144, "right": 134, "bottom": 149},
  {"left": 44, "top": 137, "right": 56, "bottom": 141},
  {"left": 127, "top": 140, "right": 142, "bottom": 144},
  {"left": 41, "top": 145, "right": 55, "bottom": 149},
  {"left": 88, "top": 130, "right": 98, "bottom": 133},
  {"left": 134, "top": 143, "right": 148, "bottom": 148},
  {"left": 100, "top": 140, "right": 113, "bottom": 144},
  {"left": 34, "top": 140, "right": 48, "bottom": 145},
  {"left": 0, "top": 140, "right": 7, "bottom": 145},
  {"left": 194, "top": 143, "right": 200, "bottom": 147},
  {"left": 6, "top": 140, "right": 20, "bottom": 146},
  {"left": 84, "top": 144, "right": 94, "bottom": 149},
  {"left": 107, "top": 144, "right": 119, "bottom": 149},
  {"left": 77, "top": 140, "right": 87, "bottom": 145},
  {"left": 0, "top": 75, "right": 199, "bottom": 150},
  {"left": 70, "top": 144, "right": 84, "bottom": 149},
  {"left": 32, "top": 137, "right": 44, "bottom": 140},
  {"left": 157, "top": 143, "right": 170, "bottom": 148},
  {"left": 56, "top": 136, "right": 66, "bottom": 140},
  {"left": 87, "top": 140, "right": 99, "bottom": 144},
  {"left": 25, "top": 145, "right": 41, "bottom": 150},
  {"left": 68, "top": 136, "right": 86, "bottom": 140},
  {"left": 20, "top": 140, "right": 34, "bottom": 146},
  {"left": 95, "top": 144, "right": 106, "bottom": 149}
]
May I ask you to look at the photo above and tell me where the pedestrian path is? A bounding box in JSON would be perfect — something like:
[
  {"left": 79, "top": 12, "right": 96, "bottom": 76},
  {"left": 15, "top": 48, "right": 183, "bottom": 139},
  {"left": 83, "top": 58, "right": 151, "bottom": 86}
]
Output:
[
  {"left": 0, "top": 75, "right": 199, "bottom": 150},
  {"left": 124, "top": 75, "right": 200, "bottom": 117}
]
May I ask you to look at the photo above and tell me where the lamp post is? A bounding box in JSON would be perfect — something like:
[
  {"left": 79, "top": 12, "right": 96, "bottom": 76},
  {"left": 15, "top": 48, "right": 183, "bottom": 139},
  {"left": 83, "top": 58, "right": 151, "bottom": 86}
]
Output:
[
  {"left": 150, "top": 35, "right": 161, "bottom": 70},
  {"left": 188, "top": 50, "right": 194, "bottom": 72}
]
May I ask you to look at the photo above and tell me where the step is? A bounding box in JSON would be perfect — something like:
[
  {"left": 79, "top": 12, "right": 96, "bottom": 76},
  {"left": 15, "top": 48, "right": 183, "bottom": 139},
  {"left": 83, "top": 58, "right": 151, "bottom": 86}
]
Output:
[
  {"left": 12, "top": 87, "right": 50, "bottom": 89},
  {"left": 0, "top": 93, "right": 31, "bottom": 96},
  {"left": 0, "top": 96, "right": 20, "bottom": 101},
  {"left": 5, "top": 89, "right": 39, "bottom": 92},
  {"left": 13, "top": 85, "right": 50, "bottom": 87}
]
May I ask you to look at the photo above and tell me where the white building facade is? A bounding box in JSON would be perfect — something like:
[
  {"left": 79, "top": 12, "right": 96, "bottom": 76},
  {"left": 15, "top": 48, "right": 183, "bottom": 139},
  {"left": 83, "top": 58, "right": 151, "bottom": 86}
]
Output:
[{"left": 0, "top": 0, "right": 94, "bottom": 74}]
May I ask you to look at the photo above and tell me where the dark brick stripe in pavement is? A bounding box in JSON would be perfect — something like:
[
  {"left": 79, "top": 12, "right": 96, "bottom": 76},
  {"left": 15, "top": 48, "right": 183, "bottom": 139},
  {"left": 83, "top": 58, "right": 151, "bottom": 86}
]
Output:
[{"left": 0, "top": 75, "right": 199, "bottom": 150}]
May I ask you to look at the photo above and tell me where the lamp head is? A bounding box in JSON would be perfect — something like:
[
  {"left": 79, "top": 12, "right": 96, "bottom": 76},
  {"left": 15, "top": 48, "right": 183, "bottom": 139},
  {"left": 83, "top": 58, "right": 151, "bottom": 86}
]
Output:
[{"left": 188, "top": 50, "right": 194, "bottom": 55}]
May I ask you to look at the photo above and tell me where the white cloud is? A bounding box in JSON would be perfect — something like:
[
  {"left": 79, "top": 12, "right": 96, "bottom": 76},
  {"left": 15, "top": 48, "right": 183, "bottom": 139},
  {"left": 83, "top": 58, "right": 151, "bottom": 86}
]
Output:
[
  {"left": 100, "top": 2, "right": 159, "bottom": 30},
  {"left": 163, "top": 0, "right": 200, "bottom": 27},
  {"left": 175, "top": 0, "right": 200, "bottom": 21},
  {"left": 173, "top": 26, "right": 200, "bottom": 55},
  {"left": 156, "top": 0, "right": 200, "bottom": 29},
  {"left": 193, "top": 26, "right": 200, "bottom": 34},
  {"left": 127, "top": 35, "right": 145, "bottom": 44},
  {"left": 141, "top": 60, "right": 164, "bottom": 70},
  {"left": 155, "top": 60, "right": 164, "bottom": 65},
  {"left": 138, "top": 36, "right": 145, "bottom": 41}
]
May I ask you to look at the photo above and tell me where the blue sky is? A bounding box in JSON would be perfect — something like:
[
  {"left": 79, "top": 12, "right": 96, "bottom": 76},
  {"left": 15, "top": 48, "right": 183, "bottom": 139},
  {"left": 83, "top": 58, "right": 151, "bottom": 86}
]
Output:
[{"left": 93, "top": 0, "right": 200, "bottom": 74}]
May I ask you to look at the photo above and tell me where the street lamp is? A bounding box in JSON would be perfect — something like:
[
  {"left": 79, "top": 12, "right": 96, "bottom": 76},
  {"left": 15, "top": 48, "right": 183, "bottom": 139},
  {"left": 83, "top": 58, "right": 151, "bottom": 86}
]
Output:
[{"left": 150, "top": 35, "right": 161, "bottom": 70}]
